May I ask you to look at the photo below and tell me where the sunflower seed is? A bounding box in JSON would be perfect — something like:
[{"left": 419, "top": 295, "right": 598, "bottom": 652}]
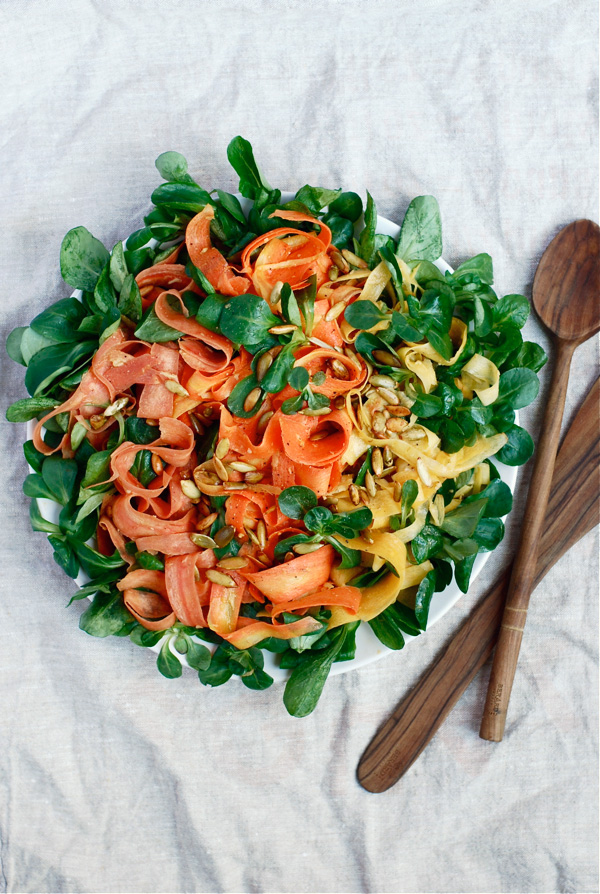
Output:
[
  {"left": 302, "top": 407, "right": 331, "bottom": 416},
  {"left": 386, "top": 417, "right": 408, "bottom": 433},
  {"left": 387, "top": 405, "right": 411, "bottom": 417},
  {"left": 228, "top": 460, "right": 256, "bottom": 473},
  {"left": 243, "top": 388, "right": 262, "bottom": 413},
  {"left": 372, "top": 411, "right": 387, "bottom": 434},
  {"left": 256, "top": 411, "right": 273, "bottom": 434},
  {"left": 268, "top": 324, "right": 297, "bottom": 335},
  {"left": 349, "top": 484, "right": 360, "bottom": 505},
  {"left": 383, "top": 446, "right": 393, "bottom": 465},
  {"left": 328, "top": 265, "right": 339, "bottom": 282},
  {"left": 365, "top": 471, "right": 377, "bottom": 498},
  {"left": 370, "top": 374, "right": 397, "bottom": 389},
  {"left": 393, "top": 481, "right": 402, "bottom": 502},
  {"left": 196, "top": 512, "right": 218, "bottom": 531},
  {"left": 331, "top": 358, "right": 350, "bottom": 379},
  {"left": 342, "top": 249, "right": 369, "bottom": 269},
  {"left": 284, "top": 552, "right": 295, "bottom": 562},
  {"left": 193, "top": 566, "right": 200, "bottom": 582},
  {"left": 256, "top": 352, "right": 274, "bottom": 381},
  {"left": 377, "top": 387, "right": 400, "bottom": 405},
  {"left": 417, "top": 458, "right": 433, "bottom": 487},
  {"left": 164, "top": 378, "right": 189, "bottom": 397},
  {"left": 218, "top": 556, "right": 248, "bottom": 570},
  {"left": 309, "top": 428, "right": 330, "bottom": 441},
  {"left": 145, "top": 418, "right": 159, "bottom": 426},
  {"left": 206, "top": 569, "right": 236, "bottom": 587},
  {"left": 181, "top": 479, "right": 201, "bottom": 500},
  {"left": 215, "top": 438, "right": 229, "bottom": 460},
  {"left": 361, "top": 530, "right": 375, "bottom": 544},
  {"left": 214, "top": 525, "right": 235, "bottom": 548},
  {"left": 372, "top": 350, "right": 401, "bottom": 368},
  {"left": 202, "top": 406, "right": 214, "bottom": 419},
  {"left": 190, "top": 533, "right": 217, "bottom": 549},
  {"left": 256, "top": 520, "right": 267, "bottom": 550},
  {"left": 293, "top": 542, "right": 325, "bottom": 555},
  {"left": 330, "top": 249, "right": 350, "bottom": 274},
  {"left": 343, "top": 346, "right": 362, "bottom": 368},
  {"left": 333, "top": 396, "right": 346, "bottom": 410},
  {"left": 223, "top": 482, "right": 247, "bottom": 490},
  {"left": 213, "top": 456, "right": 229, "bottom": 481},
  {"left": 103, "top": 396, "right": 129, "bottom": 418},
  {"left": 371, "top": 448, "right": 384, "bottom": 477},
  {"left": 325, "top": 301, "right": 347, "bottom": 322},
  {"left": 244, "top": 471, "right": 264, "bottom": 484}
]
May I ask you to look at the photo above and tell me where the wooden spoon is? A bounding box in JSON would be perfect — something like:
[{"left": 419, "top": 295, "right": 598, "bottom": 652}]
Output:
[
  {"left": 358, "top": 377, "right": 599, "bottom": 792},
  {"left": 479, "top": 219, "right": 600, "bottom": 741}
]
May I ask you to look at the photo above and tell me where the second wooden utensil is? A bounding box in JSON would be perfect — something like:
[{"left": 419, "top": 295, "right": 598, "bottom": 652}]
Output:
[
  {"left": 479, "top": 219, "right": 600, "bottom": 741},
  {"left": 358, "top": 377, "right": 599, "bottom": 792}
]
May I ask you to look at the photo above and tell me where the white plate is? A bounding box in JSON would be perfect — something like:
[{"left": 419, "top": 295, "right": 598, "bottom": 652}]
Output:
[{"left": 26, "top": 203, "right": 518, "bottom": 682}]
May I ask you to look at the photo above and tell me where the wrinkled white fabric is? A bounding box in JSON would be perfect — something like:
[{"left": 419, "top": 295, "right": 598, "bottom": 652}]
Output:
[{"left": 0, "top": 1, "right": 597, "bottom": 892}]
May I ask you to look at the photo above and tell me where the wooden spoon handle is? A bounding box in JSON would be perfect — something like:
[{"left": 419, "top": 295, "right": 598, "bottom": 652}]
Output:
[
  {"left": 357, "top": 378, "right": 599, "bottom": 792},
  {"left": 479, "top": 338, "right": 576, "bottom": 740}
]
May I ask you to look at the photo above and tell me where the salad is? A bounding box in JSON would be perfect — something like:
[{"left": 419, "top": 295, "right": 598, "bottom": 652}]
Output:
[{"left": 6, "top": 137, "right": 547, "bottom": 716}]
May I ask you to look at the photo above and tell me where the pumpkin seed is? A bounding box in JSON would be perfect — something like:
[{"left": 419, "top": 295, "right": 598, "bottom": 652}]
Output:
[
  {"left": 371, "top": 448, "right": 384, "bottom": 477},
  {"left": 196, "top": 512, "right": 218, "bottom": 531},
  {"left": 164, "top": 378, "right": 189, "bottom": 397},
  {"left": 302, "top": 407, "right": 331, "bottom": 416},
  {"left": 214, "top": 525, "right": 235, "bottom": 548},
  {"left": 213, "top": 456, "right": 229, "bottom": 481},
  {"left": 372, "top": 350, "right": 402, "bottom": 368},
  {"left": 245, "top": 525, "right": 260, "bottom": 546},
  {"left": 206, "top": 569, "right": 237, "bottom": 588},
  {"left": 181, "top": 479, "right": 201, "bottom": 500},
  {"left": 243, "top": 387, "right": 262, "bottom": 413},
  {"left": 215, "top": 438, "right": 229, "bottom": 460},
  {"left": 103, "top": 396, "right": 129, "bottom": 417},
  {"left": 269, "top": 281, "right": 284, "bottom": 305},
  {"left": 293, "top": 542, "right": 325, "bottom": 555},
  {"left": 229, "top": 460, "right": 257, "bottom": 473},
  {"left": 256, "top": 411, "right": 273, "bottom": 434},
  {"left": 190, "top": 533, "right": 217, "bottom": 549},
  {"left": 218, "top": 557, "right": 248, "bottom": 570},
  {"left": 365, "top": 471, "right": 377, "bottom": 498},
  {"left": 256, "top": 352, "right": 274, "bottom": 381},
  {"left": 189, "top": 413, "right": 205, "bottom": 435},
  {"left": 256, "top": 520, "right": 267, "bottom": 550},
  {"left": 244, "top": 471, "right": 264, "bottom": 484}
]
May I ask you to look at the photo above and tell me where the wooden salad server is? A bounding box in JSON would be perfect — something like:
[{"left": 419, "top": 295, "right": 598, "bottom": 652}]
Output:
[
  {"left": 479, "top": 219, "right": 600, "bottom": 741},
  {"left": 357, "top": 374, "right": 599, "bottom": 792}
]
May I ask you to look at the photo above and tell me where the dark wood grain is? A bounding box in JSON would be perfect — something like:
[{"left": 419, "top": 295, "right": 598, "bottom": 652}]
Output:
[
  {"left": 479, "top": 221, "right": 600, "bottom": 741},
  {"left": 357, "top": 378, "right": 599, "bottom": 792},
  {"left": 532, "top": 220, "right": 600, "bottom": 342}
]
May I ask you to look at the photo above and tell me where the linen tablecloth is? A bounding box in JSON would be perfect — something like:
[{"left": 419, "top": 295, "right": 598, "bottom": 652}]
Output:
[{"left": 1, "top": 2, "right": 597, "bottom": 892}]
